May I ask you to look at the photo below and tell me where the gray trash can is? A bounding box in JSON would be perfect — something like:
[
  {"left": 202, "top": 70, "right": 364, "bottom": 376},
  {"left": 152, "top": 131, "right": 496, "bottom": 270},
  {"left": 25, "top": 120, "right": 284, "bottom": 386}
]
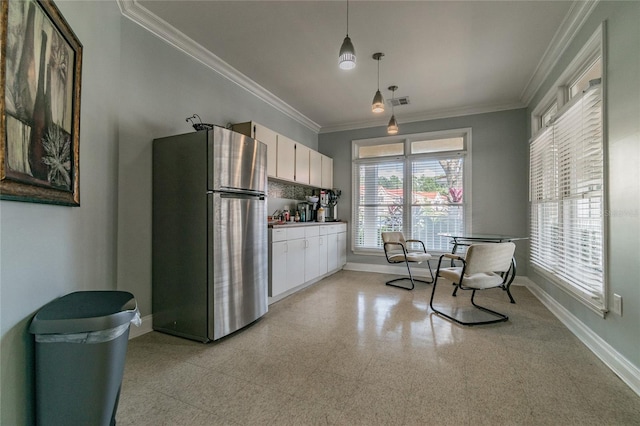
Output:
[{"left": 29, "top": 291, "right": 140, "bottom": 426}]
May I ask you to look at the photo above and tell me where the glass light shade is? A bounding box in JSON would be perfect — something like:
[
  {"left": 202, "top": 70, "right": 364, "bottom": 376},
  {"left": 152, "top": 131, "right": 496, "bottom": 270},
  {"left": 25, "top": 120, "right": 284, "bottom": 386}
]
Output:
[
  {"left": 372, "top": 90, "right": 385, "bottom": 113},
  {"left": 387, "top": 115, "right": 399, "bottom": 134},
  {"left": 339, "top": 36, "right": 356, "bottom": 70}
]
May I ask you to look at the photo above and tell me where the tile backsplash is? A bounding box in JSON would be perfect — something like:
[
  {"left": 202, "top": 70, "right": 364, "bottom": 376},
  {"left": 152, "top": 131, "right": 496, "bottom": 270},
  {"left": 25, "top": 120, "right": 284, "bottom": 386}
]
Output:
[
  {"left": 268, "top": 180, "right": 315, "bottom": 200},
  {"left": 267, "top": 180, "right": 319, "bottom": 217}
]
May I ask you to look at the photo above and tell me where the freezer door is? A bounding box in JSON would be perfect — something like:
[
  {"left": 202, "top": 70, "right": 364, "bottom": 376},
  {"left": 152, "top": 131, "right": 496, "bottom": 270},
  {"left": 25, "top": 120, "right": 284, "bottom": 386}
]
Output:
[
  {"left": 208, "top": 192, "right": 268, "bottom": 340},
  {"left": 209, "top": 127, "right": 267, "bottom": 194}
]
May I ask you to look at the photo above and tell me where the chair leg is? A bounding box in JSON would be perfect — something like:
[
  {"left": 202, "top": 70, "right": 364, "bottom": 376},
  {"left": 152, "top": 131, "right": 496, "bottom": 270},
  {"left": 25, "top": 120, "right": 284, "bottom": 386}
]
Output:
[
  {"left": 430, "top": 281, "right": 509, "bottom": 326},
  {"left": 386, "top": 261, "right": 432, "bottom": 291},
  {"left": 469, "top": 290, "right": 509, "bottom": 324},
  {"left": 501, "top": 258, "right": 517, "bottom": 304}
]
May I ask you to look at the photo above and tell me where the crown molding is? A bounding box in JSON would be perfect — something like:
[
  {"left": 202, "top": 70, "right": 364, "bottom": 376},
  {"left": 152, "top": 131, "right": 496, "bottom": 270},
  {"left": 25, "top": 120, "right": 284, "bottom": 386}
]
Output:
[
  {"left": 520, "top": 0, "right": 600, "bottom": 106},
  {"left": 116, "top": 0, "right": 321, "bottom": 134},
  {"left": 318, "top": 101, "right": 525, "bottom": 134}
]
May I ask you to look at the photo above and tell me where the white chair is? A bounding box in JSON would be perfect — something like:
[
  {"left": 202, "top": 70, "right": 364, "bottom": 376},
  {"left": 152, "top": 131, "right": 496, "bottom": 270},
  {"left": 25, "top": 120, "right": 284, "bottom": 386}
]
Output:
[
  {"left": 429, "top": 242, "right": 516, "bottom": 325},
  {"left": 382, "top": 232, "right": 434, "bottom": 290}
]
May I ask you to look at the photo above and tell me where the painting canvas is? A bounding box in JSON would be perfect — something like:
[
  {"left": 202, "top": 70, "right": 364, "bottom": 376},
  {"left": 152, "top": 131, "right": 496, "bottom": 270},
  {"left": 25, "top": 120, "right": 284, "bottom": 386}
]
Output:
[{"left": 1, "top": 0, "right": 82, "bottom": 205}]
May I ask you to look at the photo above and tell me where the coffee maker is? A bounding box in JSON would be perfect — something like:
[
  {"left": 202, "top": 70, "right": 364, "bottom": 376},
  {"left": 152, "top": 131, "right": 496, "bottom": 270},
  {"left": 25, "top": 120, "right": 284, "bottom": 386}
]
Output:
[{"left": 323, "top": 189, "right": 341, "bottom": 222}]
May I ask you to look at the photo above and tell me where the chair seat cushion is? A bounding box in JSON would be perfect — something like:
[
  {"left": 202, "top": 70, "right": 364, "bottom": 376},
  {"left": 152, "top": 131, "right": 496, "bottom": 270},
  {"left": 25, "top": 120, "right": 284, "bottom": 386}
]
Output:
[
  {"left": 388, "top": 252, "right": 432, "bottom": 263},
  {"left": 438, "top": 267, "right": 504, "bottom": 289}
]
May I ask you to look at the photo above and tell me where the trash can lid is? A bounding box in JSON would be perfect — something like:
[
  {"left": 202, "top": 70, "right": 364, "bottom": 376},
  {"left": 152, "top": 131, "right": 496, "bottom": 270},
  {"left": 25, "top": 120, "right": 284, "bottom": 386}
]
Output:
[{"left": 29, "top": 291, "right": 138, "bottom": 335}]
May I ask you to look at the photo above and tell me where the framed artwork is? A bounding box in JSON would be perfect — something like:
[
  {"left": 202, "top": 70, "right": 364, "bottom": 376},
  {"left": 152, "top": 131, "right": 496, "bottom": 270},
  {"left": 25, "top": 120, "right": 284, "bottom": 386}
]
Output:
[{"left": 0, "top": 0, "right": 82, "bottom": 206}]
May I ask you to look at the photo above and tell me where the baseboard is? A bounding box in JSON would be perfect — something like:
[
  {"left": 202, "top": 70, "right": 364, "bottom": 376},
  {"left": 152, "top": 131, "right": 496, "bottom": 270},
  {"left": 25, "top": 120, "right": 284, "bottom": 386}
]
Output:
[
  {"left": 129, "top": 314, "right": 153, "bottom": 339},
  {"left": 524, "top": 278, "right": 640, "bottom": 397}
]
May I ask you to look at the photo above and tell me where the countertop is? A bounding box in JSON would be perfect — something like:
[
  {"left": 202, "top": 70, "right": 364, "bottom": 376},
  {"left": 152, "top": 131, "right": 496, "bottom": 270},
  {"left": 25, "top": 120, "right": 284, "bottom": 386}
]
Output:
[{"left": 269, "top": 220, "right": 346, "bottom": 229}]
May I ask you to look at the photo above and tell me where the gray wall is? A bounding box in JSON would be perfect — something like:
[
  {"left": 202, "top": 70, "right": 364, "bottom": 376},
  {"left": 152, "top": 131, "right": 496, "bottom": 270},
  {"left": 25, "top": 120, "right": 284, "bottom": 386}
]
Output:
[
  {"left": 526, "top": 1, "right": 640, "bottom": 368},
  {"left": 0, "top": 1, "right": 316, "bottom": 424},
  {"left": 318, "top": 108, "right": 530, "bottom": 274}
]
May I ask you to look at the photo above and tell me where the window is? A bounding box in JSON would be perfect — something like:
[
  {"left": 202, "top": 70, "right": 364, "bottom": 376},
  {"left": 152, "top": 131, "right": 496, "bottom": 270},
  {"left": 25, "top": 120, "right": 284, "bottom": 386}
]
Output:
[
  {"left": 529, "top": 24, "right": 606, "bottom": 315},
  {"left": 541, "top": 103, "right": 557, "bottom": 128},
  {"left": 353, "top": 130, "right": 470, "bottom": 253}
]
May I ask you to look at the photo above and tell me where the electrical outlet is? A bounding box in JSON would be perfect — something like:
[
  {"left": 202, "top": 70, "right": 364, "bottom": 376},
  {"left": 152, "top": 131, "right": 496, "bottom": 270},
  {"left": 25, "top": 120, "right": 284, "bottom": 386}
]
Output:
[{"left": 612, "top": 294, "right": 623, "bottom": 316}]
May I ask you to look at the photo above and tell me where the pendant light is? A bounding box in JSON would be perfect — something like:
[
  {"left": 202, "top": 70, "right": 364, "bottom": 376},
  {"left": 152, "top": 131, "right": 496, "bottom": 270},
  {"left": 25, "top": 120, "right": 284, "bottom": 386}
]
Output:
[
  {"left": 387, "top": 85, "right": 399, "bottom": 134},
  {"left": 338, "top": 0, "right": 356, "bottom": 70},
  {"left": 372, "top": 53, "right": 385, "bottom": 113}
]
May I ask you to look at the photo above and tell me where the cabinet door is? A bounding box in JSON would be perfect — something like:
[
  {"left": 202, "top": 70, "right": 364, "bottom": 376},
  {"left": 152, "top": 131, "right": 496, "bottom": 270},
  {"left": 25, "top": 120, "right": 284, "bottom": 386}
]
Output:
[
  {"left": 286, "top": 237, "right": 306, "bottom": 289},
  {"left": 295, "top": 144, "right": 310, "bottom": 185},
  {"left": 338, "top": 231, "right": 347, "bottom": 267},
  {"left": 318, "top": 235, "right": 328, "bottom": 276},
  {"left": 304, "top": 236, "right": 320, "bottom": 282},
  {"left": 321, "top": 155, "right": 333, "bottom": 189},
  {"left": 309, "top": 150, "right": 322, "bottom": 188},
  {"left": 327, "top": 233, "right": 338, "bottom": 272},
  {"left": 253, "top": 123, "right": 278, "bottom": 178},
  {"left": 270, "top": 241, "right": 288, "bottom": 297},
  {"left": 277, "top": 135, "right": 296, "bottom": 181}
]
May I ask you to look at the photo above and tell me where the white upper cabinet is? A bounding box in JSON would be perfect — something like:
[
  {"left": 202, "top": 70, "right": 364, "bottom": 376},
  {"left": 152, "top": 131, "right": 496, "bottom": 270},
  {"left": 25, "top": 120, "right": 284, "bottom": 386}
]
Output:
[
  {"left": 276, "top": 134, "right": 296, "bottom": 181},
  {"left": 231, "top": 121, "right": 277, "bottom": 177},
  {"left": 253, "top": 123, "right": 277, "bottom": 177},
  {"left": 321, "top": 154, "right": 333, "bottom": 189},
  {"left": 295, "top": 143, "right": 310, "bottom": 185},
  {"left": 231, "top": 121, "right": 332, "bottom": 187},
  {"left": 309, "top": 150, "right": 322, "bottom": 188}
]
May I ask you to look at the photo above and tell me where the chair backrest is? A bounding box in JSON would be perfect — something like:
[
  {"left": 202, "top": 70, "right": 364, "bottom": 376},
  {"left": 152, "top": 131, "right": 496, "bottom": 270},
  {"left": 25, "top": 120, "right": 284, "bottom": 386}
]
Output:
[
  {"left": 464, "top": 243, "right": 516, "bottom": 275},
  {"left": 381, "top": 231, "right": 406, "bottom": 246}
]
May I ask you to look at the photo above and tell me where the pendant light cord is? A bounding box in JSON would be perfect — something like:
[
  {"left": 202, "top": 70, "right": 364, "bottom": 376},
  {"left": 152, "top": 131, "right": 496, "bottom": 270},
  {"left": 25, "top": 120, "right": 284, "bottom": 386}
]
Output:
[
  {"left": 346, "top": 0, "right": 349, "bottom": 35},
  {"left": 377, "top": 57, "right": 380, "bottom": 90}
]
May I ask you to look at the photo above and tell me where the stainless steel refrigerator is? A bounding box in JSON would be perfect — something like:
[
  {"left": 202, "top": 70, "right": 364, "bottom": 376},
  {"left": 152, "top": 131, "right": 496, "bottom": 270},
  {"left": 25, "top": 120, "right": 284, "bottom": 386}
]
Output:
[{"left": 152, "top": 127, "right": 268, "bottom": 342}]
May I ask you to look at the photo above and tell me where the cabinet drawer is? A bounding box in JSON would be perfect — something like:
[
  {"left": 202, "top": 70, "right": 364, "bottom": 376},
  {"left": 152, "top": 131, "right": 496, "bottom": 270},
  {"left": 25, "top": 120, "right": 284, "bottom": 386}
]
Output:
[
  {"left": 337, "top": 223, "right": 347, "bottom": 233},
  {"left": 286, "top": 227, "right": 306, "bottom": 240},
  {"left": 305, "top": 226, "right": 319, "bottom": 238},
  {"left": 326, "top": 225, "right": 340, "bottom": 234},
  {"left": 271, "top": 228, "right": 287, "bottom": 242},
  {"left": 318, "top": 226, "right": 328, "bottom": 236}
]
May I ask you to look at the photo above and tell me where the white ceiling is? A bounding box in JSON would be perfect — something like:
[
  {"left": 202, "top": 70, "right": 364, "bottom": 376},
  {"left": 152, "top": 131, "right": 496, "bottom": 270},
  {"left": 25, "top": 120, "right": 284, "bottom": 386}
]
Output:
[{"left": 122, "top": 0, "right": 583, "bottom": 133}]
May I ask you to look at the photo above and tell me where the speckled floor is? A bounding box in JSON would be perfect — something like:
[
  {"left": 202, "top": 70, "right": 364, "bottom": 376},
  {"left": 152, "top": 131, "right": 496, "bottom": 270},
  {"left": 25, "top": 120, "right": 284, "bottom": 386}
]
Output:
[{"left": 117, "top": 270, "right": 640, "bottom": 425}]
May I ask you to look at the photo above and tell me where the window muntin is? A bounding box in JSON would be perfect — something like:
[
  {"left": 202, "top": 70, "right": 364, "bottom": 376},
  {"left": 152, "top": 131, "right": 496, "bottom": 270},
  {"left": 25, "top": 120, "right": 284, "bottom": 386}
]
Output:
[{"left": 353, "top": 132, "right": 469, "bottom": 253}]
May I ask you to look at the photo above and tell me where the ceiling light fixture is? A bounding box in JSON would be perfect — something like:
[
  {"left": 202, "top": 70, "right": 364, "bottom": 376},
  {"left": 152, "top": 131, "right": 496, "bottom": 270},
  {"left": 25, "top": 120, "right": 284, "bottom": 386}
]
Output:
[
  {"left": 387, "top": 85, "right": 399, "bottom": 134},
  {"left": 372, "top": 53, "right": 385, "bottom": 113},
  {"left": 338, "top": 0, "right": 356, "bottom": 70}
]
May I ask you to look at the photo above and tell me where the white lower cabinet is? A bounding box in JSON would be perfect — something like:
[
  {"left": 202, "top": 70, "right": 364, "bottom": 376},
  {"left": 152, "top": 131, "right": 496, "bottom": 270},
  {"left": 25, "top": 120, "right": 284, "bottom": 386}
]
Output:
[
  {"left": 338, "top": 229, "right": 347, "bottom": 266},
  {"left": 269, "top": 223, "right": 347, "bottom": 299},
  {"left": 318, "top": 227, "right": 329, "bottom": 276},
  {"left": 304, "top": 227, "right": 320, "bottom": 282}
]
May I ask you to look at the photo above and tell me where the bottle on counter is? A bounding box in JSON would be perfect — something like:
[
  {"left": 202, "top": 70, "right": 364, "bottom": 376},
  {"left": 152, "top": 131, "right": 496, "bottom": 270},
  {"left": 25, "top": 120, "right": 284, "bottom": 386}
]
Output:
[
  {"left": 294, "top": 211, "right": 300, "bottom": 222},
  {"left": 283, "top": 206, "right": 290, "bottom": 222},
  {"left": 317, "top": 206, "right": 325, "bottom": 223}
]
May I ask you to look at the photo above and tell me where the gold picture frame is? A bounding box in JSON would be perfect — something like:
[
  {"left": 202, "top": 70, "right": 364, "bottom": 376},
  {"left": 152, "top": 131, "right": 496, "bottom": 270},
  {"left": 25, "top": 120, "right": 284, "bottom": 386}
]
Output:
[{"left": 1, "top": 0, "right": 82, "bottom": 206}]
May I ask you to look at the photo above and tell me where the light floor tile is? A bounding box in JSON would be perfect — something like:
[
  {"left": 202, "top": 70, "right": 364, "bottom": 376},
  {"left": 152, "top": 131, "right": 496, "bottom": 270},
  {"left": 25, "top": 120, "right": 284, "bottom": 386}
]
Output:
[{"left": 118, "top": 271, "right": 640, "bottom": 425}]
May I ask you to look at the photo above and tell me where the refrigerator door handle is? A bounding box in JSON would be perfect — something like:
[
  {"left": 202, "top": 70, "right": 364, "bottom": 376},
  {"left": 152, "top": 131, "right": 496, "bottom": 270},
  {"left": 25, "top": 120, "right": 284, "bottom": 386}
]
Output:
[
  {"left": 218, "top": 191, "right": 265, "bottom": 200},
  {"left": 219, "top": 187, "right": 265, "bottom": 198}
]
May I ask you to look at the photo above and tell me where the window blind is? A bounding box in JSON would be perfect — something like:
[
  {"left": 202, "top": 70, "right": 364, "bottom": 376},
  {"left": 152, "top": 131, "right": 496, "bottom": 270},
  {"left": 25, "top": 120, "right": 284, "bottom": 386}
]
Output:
[
  {"left": 529, "top": 83, "right": 605, "bottom": 311},
  {"left": 354, "top": 159, "right": 404, "bottom": 250}
]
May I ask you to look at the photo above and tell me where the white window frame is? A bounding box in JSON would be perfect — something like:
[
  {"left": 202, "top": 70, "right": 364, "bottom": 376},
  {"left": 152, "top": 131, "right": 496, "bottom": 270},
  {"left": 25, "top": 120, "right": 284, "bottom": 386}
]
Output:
[
  {"left": 351, "top": 128, "right": 472, "bottom": 255},
  {"left": 529, "top": 22, "right": 608, "bottom": 316}
]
